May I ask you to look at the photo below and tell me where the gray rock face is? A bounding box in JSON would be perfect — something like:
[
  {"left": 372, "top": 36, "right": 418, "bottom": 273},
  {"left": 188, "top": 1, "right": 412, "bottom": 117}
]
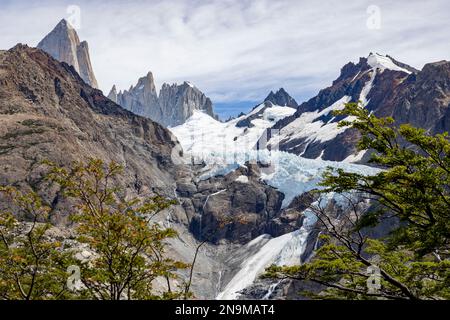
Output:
[
  {"left": 38, "top": 19, "right": 99, "bottom": 88},
  {"left": 181, "top": 163, "right": 310, "bottom": 244},
  {"left": 111, "top": 76, "right": 216, "bottom": 127},
  {"left": 159, "top": 82, "right": 215, "bottom": 127},
  {"left": 107, "top": 85, "right": 118, "bottom": 102}
]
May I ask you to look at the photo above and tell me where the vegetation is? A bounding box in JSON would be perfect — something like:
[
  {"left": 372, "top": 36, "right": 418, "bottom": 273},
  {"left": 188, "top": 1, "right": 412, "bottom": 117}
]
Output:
[
  {"left": 0, "top": 159, "right": 188, "bottom": 300},
  {"left": 0, "top": 187, "right": 72, "bottom": 300},
  {"left": 265, "top": 102, "right": 450, "bottom": 300}
]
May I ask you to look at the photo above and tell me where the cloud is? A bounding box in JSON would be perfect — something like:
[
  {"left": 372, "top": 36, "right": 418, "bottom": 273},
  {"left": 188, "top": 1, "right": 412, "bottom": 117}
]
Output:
[{"left": 1, "top": 0, "right": 450, "bottom": 115}]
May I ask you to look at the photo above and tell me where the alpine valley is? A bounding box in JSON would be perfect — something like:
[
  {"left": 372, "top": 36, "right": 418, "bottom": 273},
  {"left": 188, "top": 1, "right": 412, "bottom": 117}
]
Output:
[{"left": 1, "top": 19, "right": 449, "bottom": 300}]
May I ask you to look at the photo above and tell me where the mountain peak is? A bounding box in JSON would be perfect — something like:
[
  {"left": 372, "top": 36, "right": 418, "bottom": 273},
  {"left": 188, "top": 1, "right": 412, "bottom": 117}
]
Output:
[
  {"left": 37, "top": 20, "right": 98, "bottom": 88},
  {"left": 55, "top": 18, "right": 72, "bottom": 30},
  {"left": 264, "top": 88, "right": 298, "bottom": 108},
  {"left": 107, "top": 85, "right": 118, "bottom": 102}
]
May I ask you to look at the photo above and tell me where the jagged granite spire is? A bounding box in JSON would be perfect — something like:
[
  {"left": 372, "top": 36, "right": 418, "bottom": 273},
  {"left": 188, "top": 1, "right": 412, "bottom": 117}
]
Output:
[
  {"left": 110, "top": 73, "right": 216, "bottom": 127},
  {"left": 38, "top": 19, "right": 99, "bottom": 88},
  {"left": 264, "top": 88, "right": 298, "bottom": 108},
  {"left": 107, "top": 85, "right": 118, "bottom": 102}
]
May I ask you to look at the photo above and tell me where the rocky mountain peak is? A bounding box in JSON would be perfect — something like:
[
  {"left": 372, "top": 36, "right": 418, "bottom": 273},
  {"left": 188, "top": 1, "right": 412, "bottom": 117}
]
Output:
[
  {"left": 334, "top": 53, "right": 417, "bottom": 86},
  {"left": 53, "top": 19, "right": 75, "bottom": 34},
  {"left": 264, "top": 88, "right": 298, "bottom": 108},
  {"left": 333, "top": 57, "right": 371, "bottom": 85},
  {"left": 110, "top": 73, "right": 216, "bottom": 127},
  {"left": 107, "top": 85, "right": 118, "bottom": 102},
  {"left": 38, "top": 19, "right": 99, "bottom": 88},
  {"left": 269, "top": 53, "right": 450, "bottom": 163},
  {"left": 419, "top": 60, "right": 450, "bottom": 82}
]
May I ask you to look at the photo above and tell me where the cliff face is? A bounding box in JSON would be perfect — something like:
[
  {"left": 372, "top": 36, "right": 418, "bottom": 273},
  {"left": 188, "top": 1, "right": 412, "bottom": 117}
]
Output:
[
  {"left": 37, "top": 19, "right": 99, "bottom": 88},
  {"left": 111, "top": 72, "right": 162, "bottom": 122},
  {"left": 110, "top": 76, "right": 216, "bottom": 127}
]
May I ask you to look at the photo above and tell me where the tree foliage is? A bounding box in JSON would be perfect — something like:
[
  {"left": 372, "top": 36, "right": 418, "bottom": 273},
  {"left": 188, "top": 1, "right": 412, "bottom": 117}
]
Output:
[
  {"left": 45, "top": 159, "right": 189, "bottom": 300},
  {"left": 265, "top": 102, "right": 450, "bottom": 300}
]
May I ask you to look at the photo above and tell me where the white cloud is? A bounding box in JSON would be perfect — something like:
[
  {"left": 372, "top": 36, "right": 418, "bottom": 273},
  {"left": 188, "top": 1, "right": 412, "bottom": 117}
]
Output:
[{"left": 1, "top": 0, "right": 449, "bottom": 108}]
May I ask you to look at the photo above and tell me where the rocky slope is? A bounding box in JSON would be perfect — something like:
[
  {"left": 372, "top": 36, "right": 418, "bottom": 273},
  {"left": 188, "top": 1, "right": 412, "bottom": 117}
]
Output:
[
  {"left": 0, "top": 44, "right": 311, "bottom": 299},
  {"left": 268, "top": 53, "right": 450, "bottom": 162},
  {"left": 37, "top": 19, "right": 99, "bottom": 88},
  {"left": 4, "top": 42, "right": 447, "bottom": 300},
  {"left": 109, "top": 75, "right": 216, "bottom": 127}
]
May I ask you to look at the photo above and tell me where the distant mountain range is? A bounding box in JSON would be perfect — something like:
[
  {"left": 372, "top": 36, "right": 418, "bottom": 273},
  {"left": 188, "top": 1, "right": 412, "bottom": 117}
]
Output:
[{"left": 37, "top": 19, "right": 216, "bottom": 127}]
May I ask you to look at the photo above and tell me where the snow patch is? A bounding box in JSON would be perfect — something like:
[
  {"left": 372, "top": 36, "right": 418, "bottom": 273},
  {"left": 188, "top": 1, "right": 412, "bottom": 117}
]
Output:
[
  {"left": 367, "top": 53, "right": 411, "bottom": 74},
  {"left": 216, "top": 227, "right": 310, "bottom": 300},
  {"left": 171, "top": 105, "right": 295, "bottom": 161},
  {"left": 359, "top": 69, "right": 376, "bottom": 106}
]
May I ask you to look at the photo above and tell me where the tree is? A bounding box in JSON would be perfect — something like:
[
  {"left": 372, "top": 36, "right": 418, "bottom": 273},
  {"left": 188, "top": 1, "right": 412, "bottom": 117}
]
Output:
[
  {"left": 265, "top": 102, "right": 450, "bottom": 300},
  {"left": 0, "top": 187, "right": 72, "bottom": 300},
  {"left": 45, "top": 159, "right": 189, "bottom": 300}
]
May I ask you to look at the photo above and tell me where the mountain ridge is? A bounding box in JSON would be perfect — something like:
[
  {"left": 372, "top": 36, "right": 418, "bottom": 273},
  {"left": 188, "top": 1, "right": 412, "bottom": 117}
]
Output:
[{"left": 109, "top": 72, "right": 216, "bottom": 127}]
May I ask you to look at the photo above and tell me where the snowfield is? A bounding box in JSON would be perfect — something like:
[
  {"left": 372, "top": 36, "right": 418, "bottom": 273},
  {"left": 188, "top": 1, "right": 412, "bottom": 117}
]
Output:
[
  {"left": 264, "top": 53, "right": 409, "bottom": 161},
  {"left": 171, "top": 104, "right": 296, "bottom": 158}
]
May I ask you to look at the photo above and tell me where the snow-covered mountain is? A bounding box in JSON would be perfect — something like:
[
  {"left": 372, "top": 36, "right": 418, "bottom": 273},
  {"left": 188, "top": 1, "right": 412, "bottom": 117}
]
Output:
[
  {"left": 267, "top": 53, "right": 450, "bottom": 162},
  {"left": 4, "top": 32, "right": 449, "bottom": 301},
  {"left": 109, "top": 74, "right": 216, "bottom": 127},
  {"left": 171, "top": 100, "right": 296, "bottom": 157}
]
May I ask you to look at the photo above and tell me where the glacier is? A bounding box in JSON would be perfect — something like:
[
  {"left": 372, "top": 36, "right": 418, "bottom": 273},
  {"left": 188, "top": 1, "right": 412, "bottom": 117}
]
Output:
[{"left": 169, "top": 103, "right": 379, "bottom": 300}]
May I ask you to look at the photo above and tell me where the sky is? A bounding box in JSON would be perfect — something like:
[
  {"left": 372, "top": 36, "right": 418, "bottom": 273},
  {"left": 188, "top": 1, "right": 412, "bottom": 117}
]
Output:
[{"left": 1, "top": 0, "right": 449, "bottom": 119}]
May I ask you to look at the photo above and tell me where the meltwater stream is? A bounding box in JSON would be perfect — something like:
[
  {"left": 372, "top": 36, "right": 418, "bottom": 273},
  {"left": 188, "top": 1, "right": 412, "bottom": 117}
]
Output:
[{"left": 216, "top": 210, "right": 317, "bottom": 300}]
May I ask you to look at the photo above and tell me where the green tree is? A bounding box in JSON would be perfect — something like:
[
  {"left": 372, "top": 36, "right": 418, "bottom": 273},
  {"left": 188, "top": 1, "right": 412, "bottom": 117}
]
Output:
[
  {"left": 45, "top": 159, "right": 189, "bottom": 300},
  {"left": 0, "top": 187, "right": 72, "bottom": 300},
  {"left": 265, "top": 102, "right": 450, "bottom": 300}
]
